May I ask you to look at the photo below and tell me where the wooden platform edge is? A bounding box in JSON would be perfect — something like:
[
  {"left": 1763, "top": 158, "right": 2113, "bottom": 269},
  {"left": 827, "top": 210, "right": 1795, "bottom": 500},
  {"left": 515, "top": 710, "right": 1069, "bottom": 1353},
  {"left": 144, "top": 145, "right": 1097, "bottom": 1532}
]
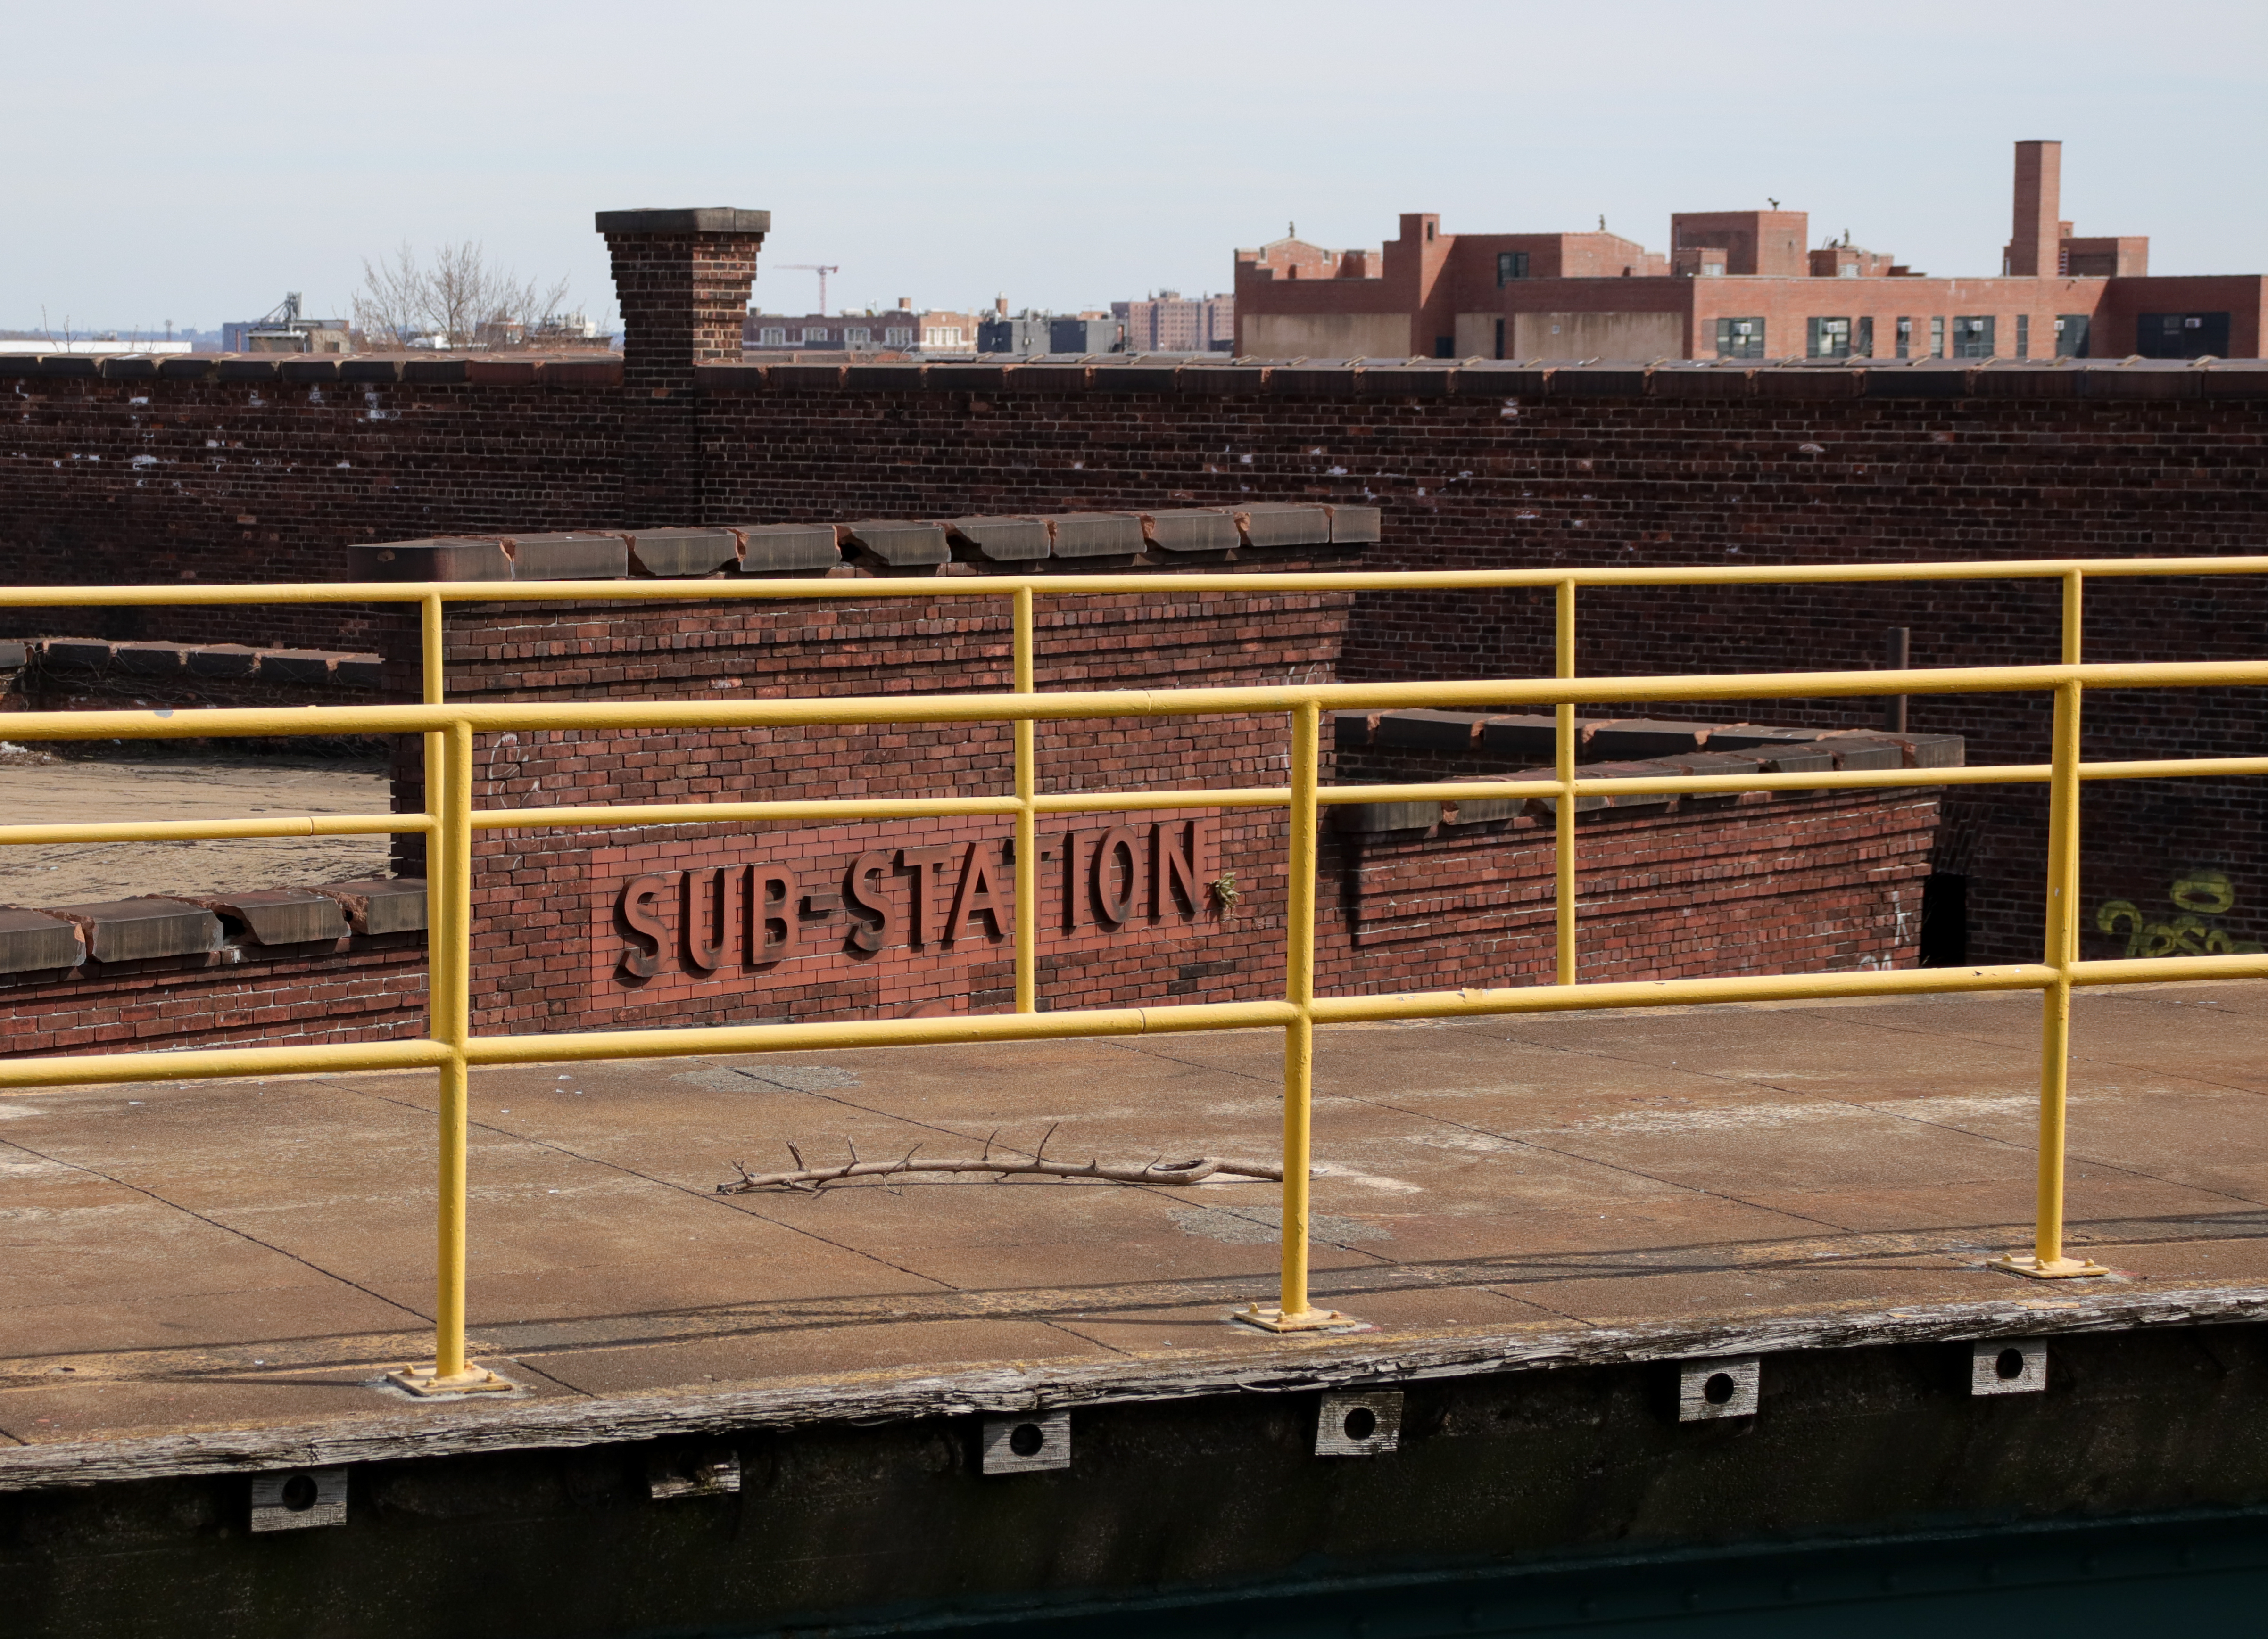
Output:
[{"left": 6, "top": 1283, "right": 2265, "bottom": 1491}]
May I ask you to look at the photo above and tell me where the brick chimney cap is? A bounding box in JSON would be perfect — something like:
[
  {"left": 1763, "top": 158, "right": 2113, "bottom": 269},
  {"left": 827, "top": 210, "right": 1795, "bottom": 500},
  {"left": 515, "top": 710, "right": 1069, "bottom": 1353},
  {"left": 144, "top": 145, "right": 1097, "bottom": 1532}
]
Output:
[{"left": 595, "top": 207, "right": 771, "bottom": 234}]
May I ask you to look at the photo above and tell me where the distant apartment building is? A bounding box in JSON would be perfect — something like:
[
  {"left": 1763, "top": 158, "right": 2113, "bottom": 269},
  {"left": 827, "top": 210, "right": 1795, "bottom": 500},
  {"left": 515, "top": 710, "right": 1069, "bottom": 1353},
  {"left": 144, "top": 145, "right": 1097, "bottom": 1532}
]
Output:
[
  {"left": 1234, "top": 142, "right": 2263, "bottom": 361},
  {"left": 744, "top": 297, "right": 979, "bottom": 354},
  {"left": 1112, "top": 291, "right": 1234, "bottom": 353}
]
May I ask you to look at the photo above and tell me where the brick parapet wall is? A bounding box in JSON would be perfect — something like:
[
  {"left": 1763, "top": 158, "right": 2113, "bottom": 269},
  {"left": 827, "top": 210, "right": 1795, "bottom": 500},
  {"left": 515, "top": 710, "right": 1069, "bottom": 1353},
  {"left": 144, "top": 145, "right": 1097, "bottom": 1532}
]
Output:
[
  {"left": 1326, "top": 791, "right": 1938, "bottom": 989},
  {"left": 398, "top": 590, "right": 1349, "bottom": 1028},
  {"left": 0, "top": 786, "right": 1934, "bottom": 1056},
  {"left": 0, "top": 935, "right": 425, "bottom": 1057}
]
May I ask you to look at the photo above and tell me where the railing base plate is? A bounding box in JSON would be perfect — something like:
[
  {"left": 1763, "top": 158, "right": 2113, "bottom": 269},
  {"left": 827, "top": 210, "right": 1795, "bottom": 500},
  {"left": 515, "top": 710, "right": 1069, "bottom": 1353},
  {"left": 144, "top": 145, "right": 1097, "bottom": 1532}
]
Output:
[
  {"left": 1990, "top": 1253, "right": 2111, "bottom": 1280},
  {"left": 1232, "top": 1304, "right": 1360, "bottom": 1333},
  {"left": 386, "top": 1362, "right": 517, "bottom": 1396}
]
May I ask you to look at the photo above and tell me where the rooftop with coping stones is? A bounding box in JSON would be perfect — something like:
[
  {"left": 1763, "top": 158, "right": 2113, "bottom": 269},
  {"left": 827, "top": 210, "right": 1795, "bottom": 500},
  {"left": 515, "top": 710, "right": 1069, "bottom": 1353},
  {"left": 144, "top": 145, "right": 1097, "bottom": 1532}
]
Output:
[{"left": 3, "top": 352, "right": 2263, "bottom": 398}]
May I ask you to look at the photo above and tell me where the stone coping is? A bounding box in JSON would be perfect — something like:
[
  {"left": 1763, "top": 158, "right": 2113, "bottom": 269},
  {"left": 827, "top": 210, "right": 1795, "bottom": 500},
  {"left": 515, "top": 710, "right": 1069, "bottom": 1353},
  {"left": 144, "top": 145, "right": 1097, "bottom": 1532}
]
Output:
[
  {"left": 350, "top": 507, "right": 1378, "bottom": 582},
  {"left": 0, "top": 880, "right": 425, "bottom": 977},
  {"left": 1331, "top": 710, "right": 1963, "bottom": 832},
  {"left": 25, "top": 639, "right": 381, "bottom": 688},
  {"left": 1, "top": 352, "right": 2260, "bottom": 399}
]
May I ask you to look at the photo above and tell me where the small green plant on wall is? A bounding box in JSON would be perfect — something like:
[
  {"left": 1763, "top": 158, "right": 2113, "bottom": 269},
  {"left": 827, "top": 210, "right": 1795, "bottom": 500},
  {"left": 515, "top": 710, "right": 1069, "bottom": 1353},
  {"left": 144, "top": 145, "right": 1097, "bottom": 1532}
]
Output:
[{"left": 2097, "top": 869, "right": 2266, "bottom": 957}]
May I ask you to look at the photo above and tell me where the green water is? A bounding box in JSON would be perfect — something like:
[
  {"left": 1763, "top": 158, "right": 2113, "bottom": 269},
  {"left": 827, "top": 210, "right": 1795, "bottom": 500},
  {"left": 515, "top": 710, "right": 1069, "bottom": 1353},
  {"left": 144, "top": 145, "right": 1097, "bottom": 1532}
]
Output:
[{"left": 799, "top": 1508, "right": 2268, "bottom": 1637}]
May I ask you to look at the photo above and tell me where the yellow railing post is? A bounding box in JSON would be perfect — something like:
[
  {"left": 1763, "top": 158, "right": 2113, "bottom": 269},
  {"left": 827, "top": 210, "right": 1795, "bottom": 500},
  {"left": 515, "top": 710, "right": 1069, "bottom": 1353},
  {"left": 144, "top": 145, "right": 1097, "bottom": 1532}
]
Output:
[
  {"left": 1236, "top": 699, "right": 1348, "bottom": 1331},
  {"left": 1012, "top": 586, "right": 1038, "bottom": 1014},
  {"left": 1556, "top": 579, "right": 1578, "bottom": 984},
  {"left": 420, "top": 593, "right": 447, "bottom": 1005},
  {"left": 1996, "top": 571, "right": 2105, "bottom": 1278},
  {"left": 389, "top": 717, "right": 512, "bottom": 1391}
]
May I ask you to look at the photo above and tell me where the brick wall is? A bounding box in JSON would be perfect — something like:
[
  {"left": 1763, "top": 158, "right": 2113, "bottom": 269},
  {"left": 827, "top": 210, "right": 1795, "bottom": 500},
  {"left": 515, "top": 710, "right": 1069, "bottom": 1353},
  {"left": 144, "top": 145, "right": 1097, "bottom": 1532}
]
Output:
[
  {"left": 3, "top": 354, "right": 2264, "bottom": 962},
  {"left": 0, "top": 935, "right": 424, "bottom": 1057},
  {"left": 388, "top": 591, "right": 1937, "bottom": 1038},
  {"left": 397, "top": 583, "right": 1348, "bottom": 1032}
]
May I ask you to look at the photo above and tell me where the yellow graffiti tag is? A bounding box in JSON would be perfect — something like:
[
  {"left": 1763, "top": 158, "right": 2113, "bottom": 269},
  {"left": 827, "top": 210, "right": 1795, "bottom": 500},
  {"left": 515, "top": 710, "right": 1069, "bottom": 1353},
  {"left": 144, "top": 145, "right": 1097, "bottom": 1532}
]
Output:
[{"left": 2096, "top": 872, "right": 2263, "bottom": 958}]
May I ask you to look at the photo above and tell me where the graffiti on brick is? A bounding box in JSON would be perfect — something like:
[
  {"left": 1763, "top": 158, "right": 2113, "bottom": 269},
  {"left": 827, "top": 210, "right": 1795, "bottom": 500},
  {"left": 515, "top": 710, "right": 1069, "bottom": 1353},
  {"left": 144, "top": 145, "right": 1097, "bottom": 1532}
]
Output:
[
  {"left": 602, "top": 818, "right": 1217, "bottom": 988},
  {"left": 2095, "top": 869, "right": 2265, "bottom": 958}
]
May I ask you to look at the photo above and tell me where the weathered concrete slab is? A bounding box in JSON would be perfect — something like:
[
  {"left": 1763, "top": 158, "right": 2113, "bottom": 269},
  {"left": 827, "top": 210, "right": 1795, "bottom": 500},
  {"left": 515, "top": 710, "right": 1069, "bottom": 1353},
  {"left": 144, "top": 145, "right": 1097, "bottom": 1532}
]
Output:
[
  {"left": 1231, "top": 504, "right": 1332, "bottom": 548},
  {"left": 314, "top": 878, "right": 428, "bottom": 935},
  {"left": 44, "top": 899, "right": 221, "bottom": 962},
  {"left": 169, "top": 889, "right": 350, "bottom": 946},
  {"left": 1042, "top": 512, "right": 1145, "bottom": 558},
  {"left": 727, "top": 523, "right": 840, "bottom": 573},
  {"left": 348, "top": 538, "right": 513, "bottom": 582},
  {"left": 624, "top": 528, "right": 734, "bottom": 578},
  {"left": 502, "top": 532, "right": 630, "bottom": 579},
  {"left": 839, "top": 520, "right": 949, "bottom": 568},
  {"left": 1141, "top": 509, "right": 1240, "bottom": 553},
  {"left": 4, "top": 982, "right": 2267, "bottom": 1484},
  {"left": 945, "top": 516, "right": 1051, "bottom": 562},
  {"left": 0, "top": 907, "right": 81, "bottom": 973}
]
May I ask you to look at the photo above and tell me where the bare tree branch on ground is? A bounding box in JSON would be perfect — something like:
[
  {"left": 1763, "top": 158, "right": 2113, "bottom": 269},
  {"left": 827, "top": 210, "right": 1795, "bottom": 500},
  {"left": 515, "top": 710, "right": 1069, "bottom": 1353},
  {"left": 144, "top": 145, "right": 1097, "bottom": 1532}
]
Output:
[{"left": 718, "top": 1125, "right": 1286, "bottom": 1195}]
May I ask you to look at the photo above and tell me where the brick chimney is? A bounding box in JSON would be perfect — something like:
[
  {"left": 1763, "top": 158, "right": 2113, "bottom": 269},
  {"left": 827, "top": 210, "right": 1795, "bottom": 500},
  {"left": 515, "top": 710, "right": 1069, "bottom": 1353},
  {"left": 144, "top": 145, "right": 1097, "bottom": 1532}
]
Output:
[
  {"left": 2007, "top": 142, "right": 2061, "bottom": 279},
  {"left": 596, "top": 207, "right": 770, "bottom": 395}
]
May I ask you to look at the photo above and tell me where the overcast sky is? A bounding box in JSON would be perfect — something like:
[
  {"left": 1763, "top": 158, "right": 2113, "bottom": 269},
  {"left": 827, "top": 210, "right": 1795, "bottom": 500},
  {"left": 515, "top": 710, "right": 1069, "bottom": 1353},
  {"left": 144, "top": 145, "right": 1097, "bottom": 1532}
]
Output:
[{"left": 7, "top": 0, "right": 2263, "bottom": 334}]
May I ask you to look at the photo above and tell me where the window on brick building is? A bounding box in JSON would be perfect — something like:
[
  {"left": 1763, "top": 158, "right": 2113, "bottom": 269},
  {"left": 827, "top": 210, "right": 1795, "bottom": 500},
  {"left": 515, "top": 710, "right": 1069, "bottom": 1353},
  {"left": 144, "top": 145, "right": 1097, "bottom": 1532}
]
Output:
[
  {"left": 1497, "top": 251, "right": 1530, "bottom": 284},
  {"left": 1952, "top": 316, "right": 1995, "bottom": 358},
  {"left": 844, "top": 327, "right": 871, "bottom": 347},
  {"left": 758, "top": 327, "right": 786, "bottom": 346},
  {"left": 885, "top": 327, "right": 913, "bottom": 348},
  {"left": 1855, "top": 317, "right": 1874, "bottom": 357},
  {"left": 2016, "top": 315, "right": 2029, "bottom": 358},
  {"left": 2136, "top": 311, "right": 2231, "bottom": 359},
  {"left": 1807, "top": 316, "right": 1853, "bottom": 358},
  {"left": 1434, "top": 334, "right": 1455, "bottom": 357},
  {"left": 1929, "top": 316, "right": 1945, "bottom": 357},
  {"left": 2054, "top": 314, "right": 2089, "bottom": 358},
  {"left": 1895, "top": 317, "right": 1912, "bottom": 359},
  {"left": 802, "top": 327, "right": 828, "bottom": 344},
  {"left": 1714, "top": 317, "right": 1765, "bottom": 359}
]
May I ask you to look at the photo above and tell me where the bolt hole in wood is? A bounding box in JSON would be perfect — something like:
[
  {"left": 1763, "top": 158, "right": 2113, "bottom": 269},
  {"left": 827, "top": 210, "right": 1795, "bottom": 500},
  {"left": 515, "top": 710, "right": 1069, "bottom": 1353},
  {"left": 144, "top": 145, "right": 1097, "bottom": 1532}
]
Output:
[
  {"left": 1997, "top": 1347, "right": 2027, "bottom": 1381},
  {"left": 1315, "top": 1391, "right": 1403, "bottom": 1455},
  {"left": 980, "top": 1409, "right": 1071, "bottom": 1474},
  {"left": 1704, "top": 1372, "right": 1737, "bottom": 1405},
  {"left": 279, "top": 1474, "right": 317, "bottom": 1512}
]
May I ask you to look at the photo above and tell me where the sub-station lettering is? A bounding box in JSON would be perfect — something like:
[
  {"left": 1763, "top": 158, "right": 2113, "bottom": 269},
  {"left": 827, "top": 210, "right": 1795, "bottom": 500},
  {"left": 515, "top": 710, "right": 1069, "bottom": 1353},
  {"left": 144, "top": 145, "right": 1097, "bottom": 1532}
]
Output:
[{"left": 609, "top": 819, "right": 1214, "bottom": 984}]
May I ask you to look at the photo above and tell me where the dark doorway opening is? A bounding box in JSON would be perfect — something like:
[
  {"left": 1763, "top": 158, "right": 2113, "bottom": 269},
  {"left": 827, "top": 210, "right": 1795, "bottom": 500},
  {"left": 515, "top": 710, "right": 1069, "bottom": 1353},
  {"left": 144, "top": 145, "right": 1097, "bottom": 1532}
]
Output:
[{"left": 1919, "top": 874, "right": 1969, "bottom": 966}]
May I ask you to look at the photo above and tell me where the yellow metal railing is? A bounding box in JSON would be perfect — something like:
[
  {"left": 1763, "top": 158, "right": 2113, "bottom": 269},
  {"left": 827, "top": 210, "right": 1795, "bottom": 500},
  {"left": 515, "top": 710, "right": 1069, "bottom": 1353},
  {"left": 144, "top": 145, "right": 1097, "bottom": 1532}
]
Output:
[{"left": 5, "top": 560, "right": 2268, "bottom": 1379}]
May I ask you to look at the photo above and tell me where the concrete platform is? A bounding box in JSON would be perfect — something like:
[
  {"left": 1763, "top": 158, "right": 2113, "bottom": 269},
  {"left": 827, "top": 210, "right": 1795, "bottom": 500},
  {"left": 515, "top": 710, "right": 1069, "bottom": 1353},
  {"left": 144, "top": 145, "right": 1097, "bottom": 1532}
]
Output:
[
  {"left": 0, "top": 750, "right": 390, "bottom": 902},
  {"left": 8, "top": 980, "right": 2268, "bottom": 1487}
]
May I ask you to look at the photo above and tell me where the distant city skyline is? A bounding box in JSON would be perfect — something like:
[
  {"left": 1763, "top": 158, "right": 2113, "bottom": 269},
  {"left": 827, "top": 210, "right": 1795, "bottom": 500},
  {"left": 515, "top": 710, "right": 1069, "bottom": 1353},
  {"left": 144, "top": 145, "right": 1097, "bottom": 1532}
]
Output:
[{"left": 6, "top": 0, "right": 2261, "bottom": 334}]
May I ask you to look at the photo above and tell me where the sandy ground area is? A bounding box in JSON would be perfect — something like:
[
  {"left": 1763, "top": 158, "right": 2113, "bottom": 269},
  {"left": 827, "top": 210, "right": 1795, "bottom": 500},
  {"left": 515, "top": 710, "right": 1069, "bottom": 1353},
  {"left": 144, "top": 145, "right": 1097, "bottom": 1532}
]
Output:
[{"left": 0, "top": 749, "right": 394, "bottom": 905}]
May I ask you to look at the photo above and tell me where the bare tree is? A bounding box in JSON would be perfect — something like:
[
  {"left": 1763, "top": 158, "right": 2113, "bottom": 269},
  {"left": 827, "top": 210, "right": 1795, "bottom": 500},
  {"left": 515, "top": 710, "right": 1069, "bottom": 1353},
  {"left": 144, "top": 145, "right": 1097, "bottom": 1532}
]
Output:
[
  {"left": 352, "top": 240, "right": 575, "bottom": 349},
  {"left": 353, "top": 242, "right": 428, "bottom": 349}
]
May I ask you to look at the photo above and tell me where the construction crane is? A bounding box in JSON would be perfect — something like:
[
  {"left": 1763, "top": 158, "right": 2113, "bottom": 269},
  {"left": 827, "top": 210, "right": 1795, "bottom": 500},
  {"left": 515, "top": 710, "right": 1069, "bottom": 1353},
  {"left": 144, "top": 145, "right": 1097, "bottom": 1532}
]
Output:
[{"left": 774, "top": 264, "right": 841, "bottom": 316}]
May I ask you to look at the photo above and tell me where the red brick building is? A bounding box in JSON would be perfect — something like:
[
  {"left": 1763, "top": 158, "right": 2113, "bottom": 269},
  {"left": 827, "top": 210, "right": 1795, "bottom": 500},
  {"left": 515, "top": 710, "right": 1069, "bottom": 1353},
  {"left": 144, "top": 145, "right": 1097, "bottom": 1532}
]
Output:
[
  {"left": 1234, "top": 142, "right": 2263, "bottom": 361},
  {"left": 1112, "top": 291, "right": 1234, "bottom": 353}
]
